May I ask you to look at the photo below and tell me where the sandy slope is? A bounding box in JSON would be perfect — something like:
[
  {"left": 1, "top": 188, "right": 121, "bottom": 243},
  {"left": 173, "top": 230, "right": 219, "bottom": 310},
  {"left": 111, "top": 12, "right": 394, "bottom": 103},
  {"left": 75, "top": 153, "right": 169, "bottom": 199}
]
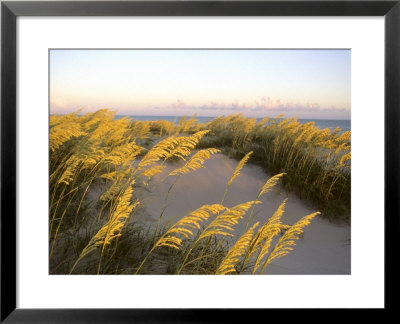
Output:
[{"left": 135, "top": 153, "right": 350, "bottom": 275}]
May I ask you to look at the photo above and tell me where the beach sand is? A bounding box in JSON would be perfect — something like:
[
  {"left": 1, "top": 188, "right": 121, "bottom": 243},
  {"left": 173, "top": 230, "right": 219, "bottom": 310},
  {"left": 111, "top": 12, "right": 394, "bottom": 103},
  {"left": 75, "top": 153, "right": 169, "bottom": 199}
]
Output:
[{"left": 135, "top": 153, "right": 351, "bottom": 275}]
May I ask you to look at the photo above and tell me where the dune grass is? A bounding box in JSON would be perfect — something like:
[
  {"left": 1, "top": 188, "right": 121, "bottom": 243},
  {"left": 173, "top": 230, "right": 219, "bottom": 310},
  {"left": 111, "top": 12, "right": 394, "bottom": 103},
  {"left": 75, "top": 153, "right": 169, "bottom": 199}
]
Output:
[
  {"left": 194, "top": 114, "right": 351, "bottom": 220},
  {"left": 49, "top": 109, "right": 348, "bottom": 274}
]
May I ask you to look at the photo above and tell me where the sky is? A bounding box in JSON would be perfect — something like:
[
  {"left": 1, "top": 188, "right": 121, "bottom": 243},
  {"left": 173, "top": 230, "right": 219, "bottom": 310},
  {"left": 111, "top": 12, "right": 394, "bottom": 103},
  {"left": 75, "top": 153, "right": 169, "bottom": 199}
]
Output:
[{"left": 50, "top": 49, "right": 351, "bottom": 120}]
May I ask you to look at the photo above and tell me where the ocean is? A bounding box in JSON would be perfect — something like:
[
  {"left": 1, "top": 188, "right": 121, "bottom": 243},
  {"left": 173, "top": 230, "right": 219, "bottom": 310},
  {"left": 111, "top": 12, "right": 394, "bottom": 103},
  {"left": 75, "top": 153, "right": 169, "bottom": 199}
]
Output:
[{"left": 116, "top": 115, "right": 351, "bottom": 132}]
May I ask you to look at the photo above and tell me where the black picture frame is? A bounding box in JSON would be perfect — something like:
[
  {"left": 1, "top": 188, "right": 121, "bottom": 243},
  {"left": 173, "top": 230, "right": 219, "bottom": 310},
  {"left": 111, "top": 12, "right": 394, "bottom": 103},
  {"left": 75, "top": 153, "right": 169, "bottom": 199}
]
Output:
[{"left": 1, "top": 0, "right": 399, "bottom": 321}]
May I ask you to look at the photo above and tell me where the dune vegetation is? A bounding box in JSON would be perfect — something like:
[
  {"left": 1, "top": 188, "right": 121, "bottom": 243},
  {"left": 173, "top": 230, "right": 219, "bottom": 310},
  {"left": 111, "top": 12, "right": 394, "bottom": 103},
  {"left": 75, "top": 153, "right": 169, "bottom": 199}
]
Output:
[{"left": 49, "top": 109, "right": 350, "bottom": 274}]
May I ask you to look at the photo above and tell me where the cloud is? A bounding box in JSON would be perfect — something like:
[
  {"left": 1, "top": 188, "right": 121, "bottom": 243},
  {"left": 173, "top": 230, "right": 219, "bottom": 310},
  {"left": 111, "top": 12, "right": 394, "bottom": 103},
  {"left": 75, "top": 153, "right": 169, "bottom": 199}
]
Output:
[
  {"left": 170, "top": 99, "right": 187, "bottom": 109},
  {"left": 254, "top": 96, "right": 283, "bottom": 109},
  {"left": 166, "top": 96, "right": 349, "bottom": 118},
  {"left": 251, "top": 96, "right": 322, "bottom": 113},
  {"left": 194, "top": 96, "right": 327, "bottom": 114},
  {"left": 50, "top": 97, "right": 70, "bottom": 111},
  {"left": 198, "top": 100, "right": 252, "bottom": 111},
  {"left": 232, "top": 100, "right": 251, "bottom": 110},
  {"left": 50, "top": 95, "right": 349, "bottom": 119},
  {"left": 50, "top": 98, "right": 104, "bottom": 114},
  {"left": 199, "top": 101, "right": 226, "bottom": 110}
]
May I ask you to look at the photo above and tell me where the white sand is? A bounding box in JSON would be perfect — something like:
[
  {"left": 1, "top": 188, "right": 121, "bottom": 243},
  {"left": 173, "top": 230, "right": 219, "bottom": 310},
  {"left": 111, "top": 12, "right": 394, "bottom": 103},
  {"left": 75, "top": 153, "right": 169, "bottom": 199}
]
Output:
[{"left": 135, "top": 153, "right": 350, "bottom": 275}]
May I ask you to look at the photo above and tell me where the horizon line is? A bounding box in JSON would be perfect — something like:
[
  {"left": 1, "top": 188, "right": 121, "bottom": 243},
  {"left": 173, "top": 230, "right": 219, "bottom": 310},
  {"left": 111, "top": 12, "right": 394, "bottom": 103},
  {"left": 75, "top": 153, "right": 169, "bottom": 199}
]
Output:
[{"left": 115, "top": 114, "right": 351, "bottom": 121}]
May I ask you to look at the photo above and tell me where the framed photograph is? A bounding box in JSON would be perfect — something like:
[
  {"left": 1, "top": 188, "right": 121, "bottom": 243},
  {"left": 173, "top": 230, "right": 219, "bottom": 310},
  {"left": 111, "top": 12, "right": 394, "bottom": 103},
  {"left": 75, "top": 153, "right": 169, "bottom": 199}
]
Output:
[{"left": 1, "top": 0, "right": 398, "bottom": 321}]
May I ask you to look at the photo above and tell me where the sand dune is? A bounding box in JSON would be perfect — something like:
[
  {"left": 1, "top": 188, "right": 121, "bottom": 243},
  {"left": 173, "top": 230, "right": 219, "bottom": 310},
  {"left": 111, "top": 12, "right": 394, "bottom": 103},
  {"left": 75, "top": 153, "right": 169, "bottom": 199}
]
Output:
[{"left": 135, "top": 153, "right": 351, "bottom": 275}]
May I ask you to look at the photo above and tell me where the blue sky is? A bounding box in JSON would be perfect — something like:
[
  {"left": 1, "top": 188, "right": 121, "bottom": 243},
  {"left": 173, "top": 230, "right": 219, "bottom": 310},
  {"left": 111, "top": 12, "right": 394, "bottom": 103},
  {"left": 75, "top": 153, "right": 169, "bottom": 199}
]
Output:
[{"left": 50, "top": 49, "right": 351, "bottom": 119}]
